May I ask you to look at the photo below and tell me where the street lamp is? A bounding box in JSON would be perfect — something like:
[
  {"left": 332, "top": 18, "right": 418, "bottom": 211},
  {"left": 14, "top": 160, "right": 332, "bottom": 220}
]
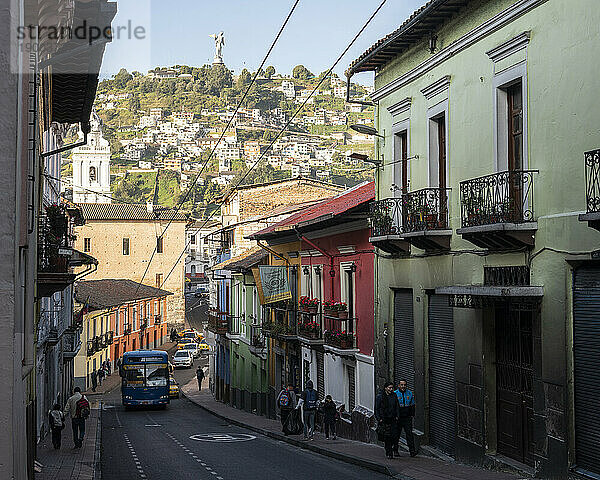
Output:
[
  {"left": 349, "top": 124, "right": 384, "bottom": 138},
  {"left": 349, "top": 152, "right": 382, "bottom": 166}
]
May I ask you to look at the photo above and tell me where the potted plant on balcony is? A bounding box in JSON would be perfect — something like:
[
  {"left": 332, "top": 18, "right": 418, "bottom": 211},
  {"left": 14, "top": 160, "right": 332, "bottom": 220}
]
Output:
[
  {"left": 323, "top": 300, "right": 336, "bottom": 317},
  {"left": 324, "top": 330, "right": 354, "bottom": 349},
  {"left": 335, "top": 301, "right": 348, "bottom": 319},
  {"left": 298, "top": 320, "right": 320, "bottom": 339}
]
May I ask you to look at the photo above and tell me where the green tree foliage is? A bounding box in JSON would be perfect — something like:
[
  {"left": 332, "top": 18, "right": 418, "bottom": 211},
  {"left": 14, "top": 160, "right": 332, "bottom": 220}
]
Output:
[
  {"left": 207, "top": 64, "right": 233, "bottom": 95},
  {"left": 236, "top": 68, "right": 252, "bottom": 89},
  {"left": 114, "top": 68, "right": 133, "bottom": 88},
  {"left": 264, "top": 65, "right": 275, "bottom": 78},
  {"left": 292, "top": 65, "right": 313, "bottom": 80}
]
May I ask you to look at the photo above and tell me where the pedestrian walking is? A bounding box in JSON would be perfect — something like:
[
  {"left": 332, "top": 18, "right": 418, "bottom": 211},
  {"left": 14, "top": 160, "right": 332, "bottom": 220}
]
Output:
[
  {"left": 297, "top": 380, "right": 319, "bottom": 440},
  {"left": 105, "top": 358, "right": 111, "bottom": 375},
  {"left": 90, "top": 369, "right": 98, "bottom": 392},
  {"left": 64, "top": 387, "right": 90, "bottom": 448},
  {"left": 321, "top": 395, "right": 339, "bottom": 440},
  {"left": 277, "top": 383, "right": 297, "bottom": 435},
  {"left": 394, "top": 380, "right": 417, "bottom": 457},
  {"left": 48, "top": 403, "right": 65, "bottom": 449},
  {"left": 97, "top": 366, "right": 105, "bottom": 385},
  {"left": 196, "top": 366, "right": 205, "bottom": 391},
  {"left": 375, "top": 382, "right": 399, "bottom": 459},
  {"left": 170, "top": 328, "right": 178, "bottom": 342}
]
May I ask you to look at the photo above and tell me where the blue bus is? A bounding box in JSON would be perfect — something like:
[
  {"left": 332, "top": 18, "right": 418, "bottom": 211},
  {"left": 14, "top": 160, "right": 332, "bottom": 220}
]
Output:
[{"left": 120, "top": 350, "right": 170, "bottom": 407}]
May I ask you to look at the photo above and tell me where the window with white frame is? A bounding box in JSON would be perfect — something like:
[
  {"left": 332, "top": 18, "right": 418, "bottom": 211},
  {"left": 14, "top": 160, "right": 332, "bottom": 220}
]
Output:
[
  {"left": 340, "top": 262, "right": 356, "bottom": 334},
  {"left": 132, "top": 305, "right": 137, "bottom": 330},
  {"left": 115, "top": 309, "right": 119, "bottom": 335},
  {"left": 494, "top": 62, "right": 528, "bottom": 173},
  {"left": 427, "top": 101, "right": 449, "bottom": 190},
  {"left": 312, "top": 266, "right": 323, "bottom": 305},
  {"left": 392, "top": 120, "right": 410, "bottom": 197},
  {"left": 241, "top": 285, "right": 246, "bottom": 336}
]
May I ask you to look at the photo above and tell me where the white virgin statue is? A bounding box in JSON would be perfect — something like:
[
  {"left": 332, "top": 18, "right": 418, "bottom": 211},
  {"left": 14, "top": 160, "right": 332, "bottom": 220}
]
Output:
[{"left": 209, "top": 31, "right": 225, "bottom": 64}]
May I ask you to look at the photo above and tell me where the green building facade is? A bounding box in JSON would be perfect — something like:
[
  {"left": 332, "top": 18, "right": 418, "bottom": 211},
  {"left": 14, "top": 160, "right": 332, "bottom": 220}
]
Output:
[{"left": 347, "top": 0, "right": 600, "bottom": 477}]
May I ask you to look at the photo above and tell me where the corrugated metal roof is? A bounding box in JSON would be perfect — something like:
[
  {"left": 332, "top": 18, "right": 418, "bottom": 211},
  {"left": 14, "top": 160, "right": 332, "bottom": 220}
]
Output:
[
  {"left": 78, "top": 203, "right": 188, "bottom": 221},
  {"left": 250, "top": 181, "right": 374, "bottom": 239},
  {"left": 212, "top": 246, "right": 267, "bottom": 272}
]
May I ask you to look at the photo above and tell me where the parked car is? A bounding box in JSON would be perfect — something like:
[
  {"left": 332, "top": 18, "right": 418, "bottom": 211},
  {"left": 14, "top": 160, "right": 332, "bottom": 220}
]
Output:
[
  {"left": 169, "top": 376, "right": 180, "bottom": 399},
  {"left": 184, "top": 342, "right": 199, "bottom": 358},
  {"left": 172, "top": 350, "right": 193, "bottom": 369},
  {"left": 198, "top": 341, "right": 210, "bottom": 352},
  {"left": 194, "top": 285, "right": 209, "bottom": 297}
]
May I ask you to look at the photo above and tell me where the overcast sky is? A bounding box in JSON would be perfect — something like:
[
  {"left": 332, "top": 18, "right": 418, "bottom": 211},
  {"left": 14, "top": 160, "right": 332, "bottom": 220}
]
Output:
[{"left": 100, "top": 0, "right": 425, "bottom": 84}]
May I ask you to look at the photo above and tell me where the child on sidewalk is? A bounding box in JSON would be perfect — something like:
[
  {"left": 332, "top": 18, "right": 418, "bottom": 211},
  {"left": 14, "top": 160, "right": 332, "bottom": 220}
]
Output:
[{"left": 48, "top": 403, "right": 65, "bottom": 449}]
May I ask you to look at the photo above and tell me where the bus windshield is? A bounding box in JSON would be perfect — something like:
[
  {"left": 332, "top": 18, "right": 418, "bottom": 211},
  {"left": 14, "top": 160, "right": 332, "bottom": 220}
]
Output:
[{"left": 122, "top": 363, "right": 168, "bottom": 387}]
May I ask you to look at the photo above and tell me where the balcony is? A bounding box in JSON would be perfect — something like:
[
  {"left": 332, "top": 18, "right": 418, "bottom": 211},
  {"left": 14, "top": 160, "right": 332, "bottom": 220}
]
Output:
[
  {"left": 154, "top": 315, "right": 162, "bottom": 325},
  {"left": 87, "top": 340, "right": 95, "bottom": 357},
  {"left": 106, "top": 331, "right": 114, "bottom": 345},
  {"left": 296, "top": 311, "right": 323, "bottom": 345},
  {"left": 248, "top": 324, "right": 267, "bottom": 357},
  {"left": 140, "top": 319, "right": 148, "bottom": 330},
  {"left": 37, "top": 210, "right": 76, "bottom": 297},
  {"left": 368, "top": 198, "right": 410, "bottom": 254},
  {"left": 323, "top": 316, "right": 357, "bottom": 352},
  {"left": 579, "top": 149, "right": 600, "bottom": 231},
  {"left": 457, "top": 170, "right": 538, "bottom": 249},
  {"left": 123, "top": 325, "right": 132, "bottom": 336},
  {"left": 227, "top": 315, "right": 242, "bottom": 337},
  {"left": 400, "top": 187, "right": 452, "bottom": 250},
  {"left": 62, "top": 331, "right": 81, "bottom": 360},
  {"left": 207, "top": 309, "right": 228, "bottom": 335},
  {"left": 264, "top": 303, "right": 298, "bottom": 341}
]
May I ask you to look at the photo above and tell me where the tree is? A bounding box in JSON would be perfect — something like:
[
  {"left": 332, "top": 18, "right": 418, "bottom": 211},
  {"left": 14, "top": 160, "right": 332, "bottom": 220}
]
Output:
[
  {"left": 129, "top": 95, "right": 141, "bottom": 112},
  {"left": 236, "top": 68, "right": 252, "bottom": 89},
  {"left": 265, "top": 65, "right": 275, "bottom": 79},
  {"left": 292, "top": 65, "right": 313, "bottom": 80},
  {"left": 207, "top": 64, "right": 233, "bottom": 95},
  {"left": 114, "top": 68, "right": 133, "bottom": 88}
]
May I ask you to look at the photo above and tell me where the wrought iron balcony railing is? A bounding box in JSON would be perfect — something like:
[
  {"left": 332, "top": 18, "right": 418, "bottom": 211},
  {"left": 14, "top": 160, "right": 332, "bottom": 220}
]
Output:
[
  {"left": 369, "top": 197, "right": 402, "bottom": 237},
  {"left": 227, "top": 315, "right": 242, "bottom": 335},
  {"left": 207, "top": 309, "right": 228, "bottom": 334},
  {"left": 249, "top": 324, "right": 265, "bottom": 350},
  {"left": 154, "top": 315, "right": 162, "bottom": 324},
  {"left": 585, "top": 149, "right": 600, "bottom": 213},
  {"left": 38, "top": 210, "right": 72, "bottom": 274},
  {"left": 460, "top": 170, "right": 537, "bottom": 228},
  {"left": 402, "top": 187, "right": 450, "bottom": 232},
  {"left": 297, "top": 312, "right": 323, "bottom": 340},
  {"left": 87, "top": 340, "right": 95, "bottom": 356},
  {"left": 106, "top": 331, "right": 114, "bottom": 345},
  {"left": 323, "top": 316, "right": 356, "bottom": 349}
]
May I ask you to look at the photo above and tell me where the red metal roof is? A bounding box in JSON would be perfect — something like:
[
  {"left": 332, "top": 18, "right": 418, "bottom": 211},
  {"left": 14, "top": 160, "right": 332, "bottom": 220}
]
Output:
[{"left": 250, "top": 182, "right": 374, "bottom": 239}]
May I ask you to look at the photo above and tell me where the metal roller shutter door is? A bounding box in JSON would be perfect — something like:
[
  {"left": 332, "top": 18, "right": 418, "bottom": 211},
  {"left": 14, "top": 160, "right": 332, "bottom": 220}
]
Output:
[
  {"left": 316, "top": 351, "right": 325, "bottom": 400},
  {"left": 573, "top": 266, "right": 600, "bottom": 476},
  {"left": 394, "top": 289, "right": 414, "bottom": 389},
  {"left": 428, "top": 294, "right": 456, "bottom": 456}
]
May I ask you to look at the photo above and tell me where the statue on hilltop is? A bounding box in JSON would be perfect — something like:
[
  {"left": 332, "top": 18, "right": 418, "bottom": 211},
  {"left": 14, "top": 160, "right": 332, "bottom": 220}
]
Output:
[{"left": 209, "top": 31, "right": 225, "bottom": 65}]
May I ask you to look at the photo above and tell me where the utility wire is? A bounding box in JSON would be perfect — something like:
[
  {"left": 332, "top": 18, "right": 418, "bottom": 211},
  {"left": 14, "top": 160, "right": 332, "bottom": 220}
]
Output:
[
  {"left": 155, "top": 0, "right": 389, "bottom": 292},
  {"left": 135, "top": 0, "right": 301, "bottom": 295}
]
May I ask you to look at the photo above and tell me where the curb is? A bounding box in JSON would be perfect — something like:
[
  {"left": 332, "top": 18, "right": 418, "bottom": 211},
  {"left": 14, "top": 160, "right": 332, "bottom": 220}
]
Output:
[
  {"left": 181, "top": 387, "right": 395, "bottom": 478},
  {"left": 93, "top": 401, "right": 102, "bottom": 480}
]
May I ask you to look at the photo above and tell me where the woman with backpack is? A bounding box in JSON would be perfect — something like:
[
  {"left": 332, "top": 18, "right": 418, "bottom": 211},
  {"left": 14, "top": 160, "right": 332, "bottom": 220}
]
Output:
[
  {"left": 296, "top": 380, "right": 319, "bottom": 440},
  {"left": 48, "top": 403, "right": 65, "bottom": 449},
  {"left": 276, "top": 383, "right": 297, "bottom": 435}
]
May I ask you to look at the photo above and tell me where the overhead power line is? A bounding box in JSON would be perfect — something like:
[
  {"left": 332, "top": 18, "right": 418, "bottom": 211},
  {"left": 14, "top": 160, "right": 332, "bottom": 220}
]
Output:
[
  {"left": 155, "top": 0, "right": 389, "bottom": 292},
  {"left": 134, "top": 0, "right": 301, "bottom": 295}
]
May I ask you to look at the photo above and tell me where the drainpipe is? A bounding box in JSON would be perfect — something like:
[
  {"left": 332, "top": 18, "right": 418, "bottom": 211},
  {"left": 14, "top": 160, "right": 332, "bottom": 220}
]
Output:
[
  {"left": 41, "top": 131, "right": 88, "bottom": 158},
  {"left": 293, "top": 228, "right": 335, "bottom": 299}
]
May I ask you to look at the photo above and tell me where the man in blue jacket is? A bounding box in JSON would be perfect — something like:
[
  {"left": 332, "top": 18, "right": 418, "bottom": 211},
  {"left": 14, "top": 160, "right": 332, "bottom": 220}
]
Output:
[{"left": 394, "top": 380, "right": 417, "bottom": 457}]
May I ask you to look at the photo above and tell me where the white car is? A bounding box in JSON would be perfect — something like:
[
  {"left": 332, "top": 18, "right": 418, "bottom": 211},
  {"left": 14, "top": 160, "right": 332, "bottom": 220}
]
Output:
[
  {"left": 183, "top": 342, "right": 199, "bottom": 358},
  {"left": 172, "top": 350, "right": 193, "bottom": 369}
]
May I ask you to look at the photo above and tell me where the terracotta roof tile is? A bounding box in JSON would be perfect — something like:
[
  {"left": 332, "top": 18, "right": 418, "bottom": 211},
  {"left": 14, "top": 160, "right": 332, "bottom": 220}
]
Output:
[
  {"left": 75, "top": 279, "right": 172, "bottom": 310},
  {"left": 78, "top": 203, "right": 188, "bottom": 221}
]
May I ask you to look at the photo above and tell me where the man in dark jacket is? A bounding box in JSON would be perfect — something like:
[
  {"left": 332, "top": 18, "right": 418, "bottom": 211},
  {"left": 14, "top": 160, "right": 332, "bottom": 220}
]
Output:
[
  {"left": 394, "top": 380, "right": 417, "bottom": 457},
  {"left": 196, "top": 366, "right": 205, "bottom": 391},
  {"left": 375, "top": 382, "right": 399, "bottom": 459},
  {"left": 297, "top": 380, "right": 319, "bottom": 440},
  {"left": 90, "top": 370, "right": 98, "bottom": 392}
]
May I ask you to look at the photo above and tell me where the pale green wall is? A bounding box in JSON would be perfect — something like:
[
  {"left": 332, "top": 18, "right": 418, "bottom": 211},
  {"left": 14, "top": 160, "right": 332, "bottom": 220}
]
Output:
[{"left": 370, "top": 0, "right": 600, "bottom": 471}]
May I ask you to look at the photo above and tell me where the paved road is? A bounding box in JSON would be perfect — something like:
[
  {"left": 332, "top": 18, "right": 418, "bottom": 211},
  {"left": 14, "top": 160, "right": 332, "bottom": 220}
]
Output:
[{"left": 101, "top": 357, "right": 388, "bottom": 480}]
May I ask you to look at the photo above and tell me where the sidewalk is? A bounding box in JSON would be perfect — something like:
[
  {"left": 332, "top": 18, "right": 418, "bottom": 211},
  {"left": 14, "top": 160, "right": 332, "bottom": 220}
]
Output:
[
  {"left": 182, "top": 378, "right": 527, "bottom": 480},
  {"left": 37, "top": 341, "right": 176, "bottom": 479},
  {"left": 36, "top": 408, "right": 100, "bottom": 480}
]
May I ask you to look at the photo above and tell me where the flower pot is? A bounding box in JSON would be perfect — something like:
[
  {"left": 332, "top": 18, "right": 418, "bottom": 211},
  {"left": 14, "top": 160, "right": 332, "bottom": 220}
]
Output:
[
  {"left": 308, "top": 306, "right": 318, "bottom": 314},
  {"left": 339, "top": 339, "right": 352, "bottom": 349},
  {"left": 337, "top": 310, "right": 348, "bottom": 320}
]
